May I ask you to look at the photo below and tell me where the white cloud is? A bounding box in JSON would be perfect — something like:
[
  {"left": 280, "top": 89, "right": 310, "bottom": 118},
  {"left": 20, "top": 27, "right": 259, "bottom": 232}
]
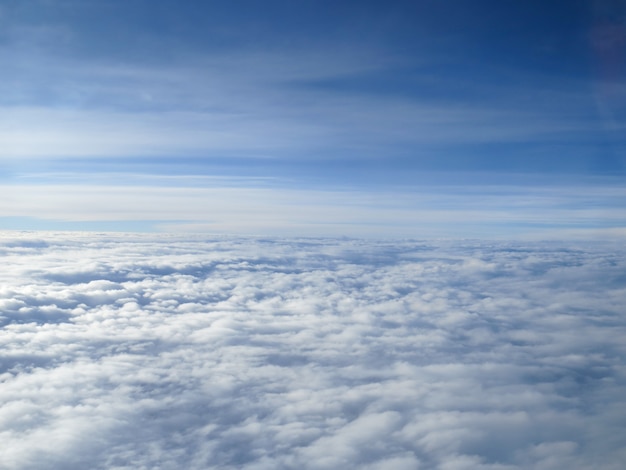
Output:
[
  {"left": 1, "top": 180, "right": 625, "bottom": 238},
  {"left": 0, "top": 232, "right": 624, "bottom": 469},
  {"left": 0, "top": 39, "right": 602, "bottom": 162}
]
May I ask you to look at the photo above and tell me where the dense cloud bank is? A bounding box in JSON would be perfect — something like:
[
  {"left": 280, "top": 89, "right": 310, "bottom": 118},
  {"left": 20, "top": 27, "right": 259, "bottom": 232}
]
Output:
[{"left": 0, "top": 232, "right": 625, "bottom": 469}]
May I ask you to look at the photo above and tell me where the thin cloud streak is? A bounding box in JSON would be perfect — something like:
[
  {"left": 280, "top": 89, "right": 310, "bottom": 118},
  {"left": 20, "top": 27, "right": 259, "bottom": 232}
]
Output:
[
  {"left": 1, "top": 181, "right": 625, "bottom": 238},
  {"left": 0, "top": 98, "right": 600, "bottom": 161}
]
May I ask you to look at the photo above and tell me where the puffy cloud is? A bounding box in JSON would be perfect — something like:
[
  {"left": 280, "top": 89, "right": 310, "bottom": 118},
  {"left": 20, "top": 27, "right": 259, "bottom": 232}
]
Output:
[{"left": 0, "top": 232, "right": 624, "bottom": 469}]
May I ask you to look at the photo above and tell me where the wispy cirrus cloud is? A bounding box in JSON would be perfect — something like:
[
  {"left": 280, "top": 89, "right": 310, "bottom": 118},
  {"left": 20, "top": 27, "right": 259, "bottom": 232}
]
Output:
[{"left": 0, "top": 6, "right": 614, "bottom": 165}]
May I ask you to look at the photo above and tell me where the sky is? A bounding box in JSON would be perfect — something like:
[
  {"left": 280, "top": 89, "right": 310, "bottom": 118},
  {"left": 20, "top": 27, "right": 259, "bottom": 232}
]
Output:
[
  {"left": 1, "top": 233, "right": 625, "bottom": 469},
  {"left": 1, "top": 0, "right": 626, "bottom": 237}
]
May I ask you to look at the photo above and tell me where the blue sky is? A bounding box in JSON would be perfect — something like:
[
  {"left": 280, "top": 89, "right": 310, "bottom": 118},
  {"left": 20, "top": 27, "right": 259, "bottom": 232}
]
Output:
[{"left": 1, "top": 0, "right": 625, "bottom": 237}]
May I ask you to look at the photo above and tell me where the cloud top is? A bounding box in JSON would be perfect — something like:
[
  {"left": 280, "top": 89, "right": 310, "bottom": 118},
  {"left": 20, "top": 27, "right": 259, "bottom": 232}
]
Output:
[{"left": 0, "top": 232, "right": 625, "bottom": 469}]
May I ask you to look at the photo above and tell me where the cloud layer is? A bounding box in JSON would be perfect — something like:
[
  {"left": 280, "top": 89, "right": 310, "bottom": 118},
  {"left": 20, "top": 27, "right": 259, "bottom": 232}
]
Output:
[
  {"left": 0, "top": 232, "right": 625, "bottom": 469},
  {"left": 2, "top": 180, "right": 625, "bottom": 238}
]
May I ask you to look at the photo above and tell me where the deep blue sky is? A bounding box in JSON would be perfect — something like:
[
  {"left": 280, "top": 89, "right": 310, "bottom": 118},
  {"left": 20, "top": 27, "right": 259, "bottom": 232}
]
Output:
[{"left": 1, "top": 0, "right": 625, "bottom": 237}]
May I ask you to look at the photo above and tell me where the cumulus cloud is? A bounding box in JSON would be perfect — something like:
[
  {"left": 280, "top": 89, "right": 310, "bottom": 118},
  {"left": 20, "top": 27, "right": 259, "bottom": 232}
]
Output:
[{"left": 0, "top": 232, "right": 625, "bottom": 469}]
